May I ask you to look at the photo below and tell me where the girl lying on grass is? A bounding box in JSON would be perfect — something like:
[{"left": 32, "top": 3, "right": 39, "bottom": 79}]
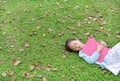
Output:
[{"left": 65, "top": 38, "right": 120, "bottom": 76}]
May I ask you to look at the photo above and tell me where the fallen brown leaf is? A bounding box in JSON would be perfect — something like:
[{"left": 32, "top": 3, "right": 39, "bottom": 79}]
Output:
[
  {"left": 84, "top": 32, "right": 90, "bottom": 36},
  {"left": 22, "top": 72, "right": 29, "bottom": 77},
  {"left": 1, "top": 72, "right": 7, "bottom": 77},
  {"left": 71, "top": 79, "right": 75, "bottom": 81},
  {"left": 116, "top": 31, "right": 120, "bottom": 35},
  {"left": 42, "top": 77, "right": 47, "bottom": 81},
  {"left": 62, "top": 54, "right": 66, "bottom": 58},
  {"left": 12, "top": 59, "right": 17, "bottom": 64},
  {"left": 0, "top": 46, "right": 2, "bottom": 50},
  {"left": 45, "top": 67, "right": 51, "bottom": 71},
  {"left": 47, "top": 64, "right": 52, "bottom": 67},
  {"left": 36, "top": 25, "right": 41, "bottom": 29},
  {"left": 43, "top": 34, "right": 46, "bottom": 37},
  {"left": 48, "top": 28, "right": 53, "bottom": 32},
  {"left": 58, "top": 31, "right": 64, "bottom": 36},
  {"left": 27, "top": 75, "right": 34, "bottom": 79},
  {"left": 10, "top": 45, "right": 14, "bottom": 48},
  {"left": 98, "top": 27, "right": 104, "bottom": 32},
  {"left": 38, "top": 74, "right": 43, "bottom": 78},
  {"left": 80, "top": 66, "right": 85, "bottom": 69},
  {"left": 19, "top": 48, "right": 24, "bottom": 52},
  {"left": 36, "top": 65, "right": 42, "bottom": 70},
  {"left": 14, "top": 60, "right": 21, "bottom": 66},
  {"left": 33, "top": 61, "right": 39, "bottom": 67},
  {"left": 29, "top": 65, "right": 34, "bottom": 71},
  {"left": 8, "top": 72, "right": 14, "bottom": 77},
  {"left": 102, "top": 70, "right": 107, "bottom": 74},
  {"left": 0, "top": 60, "right": 5, "bottom": 63},
  {"left": 12, "top": 59, "right": 21, "bottom": 66},
  {"left": 116, "top": 35, "right": 120, "bottom": 38},
  {"left": 72, "top": 32, "right": 77, "bottom": 35},
  {"left": 51, "top": 68, "right": 57, "bottom": 71},
  {"left": 74, "top": 5, "right": 80, "bottom": 10},
  {"left": 25, "top": 43, "right": 30, "bottom": 48}
]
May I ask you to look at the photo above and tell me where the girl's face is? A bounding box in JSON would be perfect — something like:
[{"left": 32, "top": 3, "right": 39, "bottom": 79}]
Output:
[{"left": 69, "top": 39, "right": 83, "bottom": 52}]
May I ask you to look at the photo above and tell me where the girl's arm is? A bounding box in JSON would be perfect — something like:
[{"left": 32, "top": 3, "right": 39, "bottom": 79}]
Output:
[
  {"left": 79, "top": 44, "right": 104, "bottom": 64},
  {"left": 79, "top": 51, "right": 100, "bottom": 64},
  {"left": 99, "top": 40, "right": 106, "bottom": 46}
]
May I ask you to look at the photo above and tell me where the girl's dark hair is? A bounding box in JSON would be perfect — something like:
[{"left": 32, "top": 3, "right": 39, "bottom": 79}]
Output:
[{"left": 65, "top": 38, "right": 76, "bottom": 52}]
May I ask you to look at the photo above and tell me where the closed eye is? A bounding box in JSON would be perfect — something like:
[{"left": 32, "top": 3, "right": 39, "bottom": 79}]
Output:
[{"left": 73, "top": 43, "right": 77, "bottom": 45}]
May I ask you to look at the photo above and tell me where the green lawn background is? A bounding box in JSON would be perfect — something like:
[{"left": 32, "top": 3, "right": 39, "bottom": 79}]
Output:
[{"left": 0, "top": 0, "right": 120, "bottom": 81}]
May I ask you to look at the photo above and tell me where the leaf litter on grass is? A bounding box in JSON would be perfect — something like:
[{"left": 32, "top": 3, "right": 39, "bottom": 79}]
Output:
[{"left": 0, "top": 0, "right": 120, "bottom": 80}]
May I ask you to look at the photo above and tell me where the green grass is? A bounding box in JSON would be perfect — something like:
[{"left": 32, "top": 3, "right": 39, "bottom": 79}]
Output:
[{"left": 0, "top": 0, "right": 120, "bottom": 81}]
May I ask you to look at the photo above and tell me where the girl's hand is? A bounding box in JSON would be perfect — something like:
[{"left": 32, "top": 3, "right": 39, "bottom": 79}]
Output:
[
  {"left": 97, "top": 44, "right": 104, "bottom": 53},
  {"left": 99, "top": 40, "right": 106, "bottom": 46}
]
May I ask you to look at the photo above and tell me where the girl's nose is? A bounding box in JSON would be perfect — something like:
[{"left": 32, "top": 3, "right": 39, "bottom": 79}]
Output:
[{"left": 75, "top": 45, "right": 78, "bottom": 47}]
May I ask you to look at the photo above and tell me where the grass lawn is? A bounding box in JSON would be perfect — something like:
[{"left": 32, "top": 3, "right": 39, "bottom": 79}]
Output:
[{"left": 0, "top": 0, "right": 120, "bottom": 81}]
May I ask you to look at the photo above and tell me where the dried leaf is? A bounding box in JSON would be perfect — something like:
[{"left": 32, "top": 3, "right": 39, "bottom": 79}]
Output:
[
  {"left": 25, "top": 43, "right": 30, "bottom": 48},
  {"left": 105, "top": 33, "right": 110, "bottom": 37},
  {"left": 1, "top": 72, "right": 7, "bottom": 77},
  {"left": 108, "top": 29, "right": 111, "bottom": 32},
  {"left": 47, "top": 64, "right": 52, "bottom": 67},
  {"left": 67, "top": 27, "right": 75, "bottom": 30},
  {"left": 84, "top": 32, "right": 90, "bottom": 36},
  {"left": 29, "top": 30, "right": 37, "bottom": 36},
  {"left": 2, "top": 32, "right": 6, "bottom": 35},
  {"left": 6, "top": 11, "right": 12, "bottom": 14},
  {"left": 36, "top": 25, "right": 41, "bottom": 29},
  {"left": 80, "top": 66, "right": 85, "bottom": 69},
  {"left": 36, "top": 66, "right": 42, "bottom": 70},
  {"left": 98, "top": 27, "right": 104, "bottom": 32},
  {"left": 27, "top": 75, "right": 34, "bottom": 79},
  {"left": 77, "top": 22, "right": 81, "bottom": 27},
  {"left": 72, "top": 66, "right": 75, "bottom": 69},
  {"left": 10, "top": 45, "right": 14, "bottom": 48},
  {"left": 62, "top": 54, "right": 66, "bottom": 58},
  {"left": 19, "top": 48, "right": 24, "bottom": 52},
  {"left": 33, "top": 61, "right": 39, "bottom": 67},
  {"left": 56, "top": 2, "right": 61, "bottom": 8},
  {"left": 8, "top": 72, "right": 14, "bottom": 77},
  {"left": 116, "top": 35, "right": 120, "bottom": 38},
  {"left": 116, "top": 31, "right": 120, "bottom": 35},
  {"left": 102, "top": 70, "right": 107, "bottom": 74},
  {"left": 74, "top": 5, "right": 80, "bottom": 10},
  {"left": 58, "top": 31, "right": 64, "bottom": 36},
  {"left": 0, "top": 60, "right": 5, "bottom": 63},
  {"left": 12, "top": 59, "right": 17, "bottom": 64},
  {"left": 48, "top": 28, "right": 53, "bottom": 32},
  {"left": 38, "top": 74, "right": 43, "bottom": 78},
  {"left": 64, "top": 0, "right": 67, "bottom": 2},
  {"left": 45, "top": 67, "right": 51, "bottom": 71},
  {"left": 101, "top": 21, "right": 107, "bottom": 25},
  {"left": 51, "top": 68, "right": 57, "bottom": 71},
  {"left": 42, "top": 77, "right": 47, "bottom": 81},
  {"left": 62, "top": 49, "right": 66, "bottom": 53},
  {"left": 30, "top": 32, "right": 34, "bottom": 36},
  {"left": 29, "top": 65, "right": 34, "bottom": 71},
  {"left": 89, "top": 34, "right": 94, "bottom": 38},
  {"left": 0, "top": 46, "right": 2, "bottom": 50},
  {"left": 43, "top": 34, "right": 46, "bottom": 37},
  {"left": 71, "top": 79, "right": 75, "bottom": 81},
  {"left": 12, "top": 59, "right": 21, "bottom": 66},
  {"left": 14, "top": 60, "right": 21, "bottom": 66},
  {"left": 22, "top": 72, "right": 29, "bottom": 77},
  {"left": 24, "top": 8, "right": 30, "bottom": 12}
]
